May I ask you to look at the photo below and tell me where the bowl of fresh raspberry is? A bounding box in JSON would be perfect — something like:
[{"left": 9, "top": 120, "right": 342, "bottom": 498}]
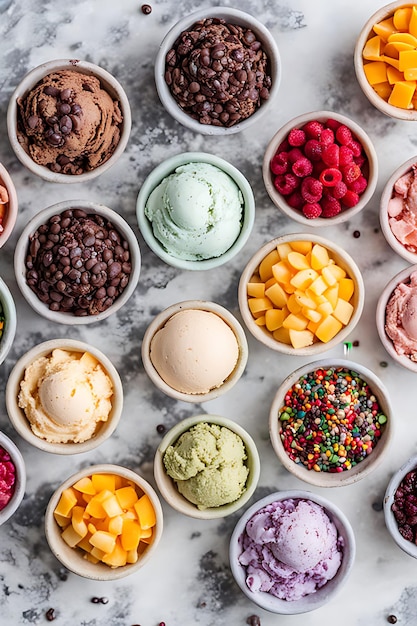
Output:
[
  {"left": 262, "top": 111, "right": 378, "bottom": 226},
  {"left": 384, "top": 453, "right": 417, "bottom": 559}
]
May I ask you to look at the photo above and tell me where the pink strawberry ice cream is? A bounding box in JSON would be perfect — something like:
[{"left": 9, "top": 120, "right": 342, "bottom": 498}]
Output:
[
  {"left": 387, "top": 164, "right": 417, "bottom": 253},
  {"left": 385, "top": 270, "right": 417, "bottom": 361},
  {"left": 238, "top": 498, "right": 343, "bottom": 601}
]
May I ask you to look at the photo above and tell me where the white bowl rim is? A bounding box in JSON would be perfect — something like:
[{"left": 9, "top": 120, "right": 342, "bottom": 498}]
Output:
[
  {"left": 384, "top": 452, "right": 417, "bottom": 559},
  {"left": 238, "top": 233, "right": 365, "bottom": 355},
  {"left": 45, "top": 463, "right": 163, "bottom": 580},
  {"left": 7, "top": 58, "right": 132, "bottom": 183},
  {"left": 354, "top": 1, "right": 417, "bottom": 121},
  {"left": 269, "top": 357, "right": 394, "bottom": 487},
  {"left": 380, "top": 154, "right": 417, "bottom": 264},
  {"left": 0, "top": 430, "right": 26, "bottom": 525},
  {"left": 229, "top": 488, "right": 356, "bottom": 614},
  {"left": 154, "top": 413, "right": 260, "bottom": 519},
  {"left": 0, "top": 276, "right": 17, "bottom": 366},
  {"left": 376, "top": 263, "right": 417, "bottom": 373},
  {"left": 136, "top": 151, "right": 255, "bottom": 270},
  {"left": 0, "top": 162, "right": 18, "bottom": 248},
  {"left": 141, "top": 299, "right": 249, "bottom": 402},
  {"left": 5, "top": 338, "right": 124, "bottom": 454},
  {"left": 154, "top": 6, "right": 281, "bottom": 136},
  {"left": 14, "top": 199, "right": 141, "bottom": 325},
  {"left": 262, "top": 109, "right": 378, "bottom": 227}
]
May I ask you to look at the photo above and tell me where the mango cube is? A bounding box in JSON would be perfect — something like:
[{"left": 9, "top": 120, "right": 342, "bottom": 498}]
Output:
[
  {"left": 315, "top": 315, "right": 343, "bottom": 343},
  {"left": 287, "top": 251, "right": 310, "bottom": 270},
  {"left": 259, "top": 249, "right": 279, "bottom": 281},
  {"left": 289, "top": 240, "right": 313, "bottom": 254},
  {"left": 102, "top": 540, "right": 127, "bottom": 568},
  {"left": 61, "top": 524, "right": 83, "bottom": 548},
  {"left": 247, "top": 281, "right": 265, "bottom": 298},
  {"left": 115, "top": 486, "right": 139, "bottom": 510},
  {"left": 265, "top": 282, "right": 288, "bottom": 308},
  {"left": 282, "top": 312, "right": 308, "bottom": 331},
  {"left": 102, "top": 493, "right": 124, "bottom": 518},
  {"left": 265, "top": 308, "right": 286, "bottom": 331},
  {"left": 290, "top": 268, "right": 318, "bottom": 290},
  {"left": 333, "top": 298, "right": 354, "bottom": 325},
  {"left": 121, "top": 519, "right": 141, "bottom": 551},
  {"left": 134, "top": 495, "right": 156, "bottom": 530},
  {"left": 248, "top": 296, "right": 273, "bottom": 315},
  {"left": 91, "top": 474, "right": 116, "bottom": 493},
  {"left": 310, "top": 244, "right": 330, "bottom": 270},
  {"left": 289, "top": 328, "right": 315, "bottom": 349},
  {"left": 55, "top": 488, "right": 78, "bottom": 518},
  {"left": 272, "top": 326, "right": 291, "bottom": 344}
]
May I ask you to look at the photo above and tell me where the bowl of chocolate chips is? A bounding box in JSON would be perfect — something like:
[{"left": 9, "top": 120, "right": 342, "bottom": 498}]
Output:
[
  {"left": 7, "top": 59, "right": 131, "bottom": 182},
  {"left": 14, "top": 200, "right": 141, "bottom": 325},
  {"left": 155, "top": 7, "right": 281, "bottom": 135}
]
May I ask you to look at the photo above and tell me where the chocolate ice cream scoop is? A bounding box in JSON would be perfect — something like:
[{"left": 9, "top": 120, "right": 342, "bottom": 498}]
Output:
[{"left": 17, "top": 69, "right": 123, "bottom": 175}]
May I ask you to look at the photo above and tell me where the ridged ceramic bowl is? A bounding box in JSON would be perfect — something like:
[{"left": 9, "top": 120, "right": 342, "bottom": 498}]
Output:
[
  {"left": 384, "top": 453, "right": 417, "bottom": 559},
  {"left": 0, "top": 162, "right": 18, "bottom": 249},
  {"left": 0, "top": 431, "right": 26, "bottom": 526},
  {"left": 0, "top": 276, "right": 17, "bottom": 367}
]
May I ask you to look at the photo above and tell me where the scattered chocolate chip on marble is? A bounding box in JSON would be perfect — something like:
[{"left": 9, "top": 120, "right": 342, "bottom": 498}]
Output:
[
  {"left": 46, "top": 608, "right": 56, "bottom": 621},
  {"left": 141, "top": 3, "right": 152, "bottom": 13},
  {"left": 246, "top": 616, "right": 261, "bottom": 626},
  {"left": 156, "top": 424, "right": 166, "bottom": 434},
  {"left": 387, "top": 616, "right": 398, "bottom": 624},
  {"left": 380, "top": 361, "right": 388, "bottom": 368},
  {"left": 353, "top": 230, "right": 361, "bottom": 238}
]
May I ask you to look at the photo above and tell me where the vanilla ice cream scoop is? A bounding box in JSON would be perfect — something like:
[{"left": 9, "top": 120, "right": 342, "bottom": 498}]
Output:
[
  {"left": 18, "top": 348, "right": 113, "bottom": 443},
  {"left": 144, "top": 162, "right": 243, "bottom": 261},
  {"left": 149, "top": 309, "right": 240, "bottom": 394}
]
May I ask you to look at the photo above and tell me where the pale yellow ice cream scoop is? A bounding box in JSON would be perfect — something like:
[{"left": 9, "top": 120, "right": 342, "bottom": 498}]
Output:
[
  {"left": 18, "top": 348, "right": 113, "bottom": 443},
  {"left": 150, "top": 309, "right": 239, "bottom": 395}
]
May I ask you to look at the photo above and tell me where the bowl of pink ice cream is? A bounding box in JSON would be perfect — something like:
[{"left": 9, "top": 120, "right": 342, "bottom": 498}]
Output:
[
  {"left": 377, "top": 265, "right": 417, "bottom": 373},
  {"left": 380, "top": 156, "right": 417, "bottom": 264},
  {"left": 229, "top": 490, "right": 355, "bottom": 614}
]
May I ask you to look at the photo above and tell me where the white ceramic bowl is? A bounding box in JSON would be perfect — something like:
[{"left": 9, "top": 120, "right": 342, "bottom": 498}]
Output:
[
  {"left": 5, "top": 338, "right": 123, "bottom": 454},
  {"left": 141, "top": 299, "right": 248, "bottom": 402},
  {"left": 0, "top": 431, "right": 26, "bottom": 526},
  {"left": 262, "top": 110, "right": 378, "bottom": 227},
  {"left": 380, "top": 155, "right": 417, "bottom": 264},
  {"left": 229, "top": 489, "right": 356, "bottom": 614},
  {"left": 14, "top": 199, "right": 140, "bottom": 325},
  {"left": 376, "top": 264, "right": 417, "bottom": 372},
  {"left": 0, "top": 162, "right": 18, "bottom": 249},
  {"left": 7, "top": 59, "right": 131, "bottom": 182},
  {"left": 269, "top": 358, "right": 393, "bottom": 488},
  {"left": 154, "top": 414, "right": 260, "bottom": 520},
  {"left": 238, "top": 233, "right": 365, "bottom": 356},
  {"left": 154, "top": 7, "right": 281, "bottom": 135},
  {"left": 384, "top": 453, "right": 417, "bottom": 559},
  {"left": 136, "top": 151, "right": 255, "bottom": 270},
  {"left": 0, "top": 276, "right": 17, "bottom": 367},
  {"left": 354, "top": 1, "right": 417, "bottom": 121},
  {"left": 45, "top": 464, "right": 163, "bottom": 580}
]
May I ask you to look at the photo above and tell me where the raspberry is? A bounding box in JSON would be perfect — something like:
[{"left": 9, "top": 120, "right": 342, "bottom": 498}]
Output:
[
  {"left": 353, "top": 154, "right": 366, "bottom": 168},
  {"left": 325, "top": 118, "right": 341, "bottom": 132},
  {"left": 331, "top": 180, "right": 348, "bottom": 199},
  {"left": 339, "top": 145, "right": 354, "bottom": 166},
  {"left": 277, "top": 139, "right": 290, "bottom": 152},
  {"left": 274, "top": 173, "right": 299, "bottom": 195},
  {"left": 301, "top": 176, "right": 323, "bottom": 202},
  {"left": 321, "top": 194, "right": 342, "bottom": 217},
  {"left": 312, "top": 161, "right": 326, "bottom": 178},
  {"left": 287, "top": 190, "right": 304, "bottom": 210},
  {"left": 342, "top": 189, "right": 360, "bottom": 208},
  {"left": 347, "top": 139, "right": 362, "bottom": 157},
  {"left": 288, "top": 128, "right": 306, "bottom": 147},
  {"left": 348, "top": 175, "right": 368, "bottom": 194},
  {"left": 288, "top": 148, "right": 304, "bottom": 164},
  {"left": 335, "top": 124, "right": 353, "bottom": 145},
  {"left": 322, "top": 143, "right": 340, "bottom": 167},
  {"left": 320, "top": 128, "right": 334, "bottom": 146},
  {"left": 302, "top": 202, "right": 322, "bottom": 219},
  {"left": 303, "top": 120, "right": 323, "bottom": 140},
  {"left": 270, "top": 151, "right": 289, "bottom": 175},
  {"left": 319, "top": 167, "right": 343, "bottom": 187},
  {"left": 304, "top": 139, "right": 322, "bottom": 162},
  {"left": 342, "top": 163, "right": 361, "bottom": 184},
  {"left": 292, "top": 156, "right": 313, "bottom": 177}
]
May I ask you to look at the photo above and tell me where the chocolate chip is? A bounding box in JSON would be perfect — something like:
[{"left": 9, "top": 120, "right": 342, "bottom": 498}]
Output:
[
  {"left": 46, "top": 608, "right": 56, "bottom": 621},
  {"left": 141, "top": 3, "right": 152, "bottom": 13}
]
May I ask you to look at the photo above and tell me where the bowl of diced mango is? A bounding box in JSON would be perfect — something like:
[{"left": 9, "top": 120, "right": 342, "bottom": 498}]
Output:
[
  {"left": 237, "top": 234, "right": 364, "bottom": 355},
  {"left": 45, "top": 464, "right": 163, "bottom": 580},
  {"left": 354, "top": 1, "right": 417, "bottom": 120}
]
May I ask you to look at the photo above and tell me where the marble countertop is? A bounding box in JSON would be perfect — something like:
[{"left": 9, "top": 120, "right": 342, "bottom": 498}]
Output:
[{"left": 1, "top": 0, "right": 417, "bottom": 624}]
